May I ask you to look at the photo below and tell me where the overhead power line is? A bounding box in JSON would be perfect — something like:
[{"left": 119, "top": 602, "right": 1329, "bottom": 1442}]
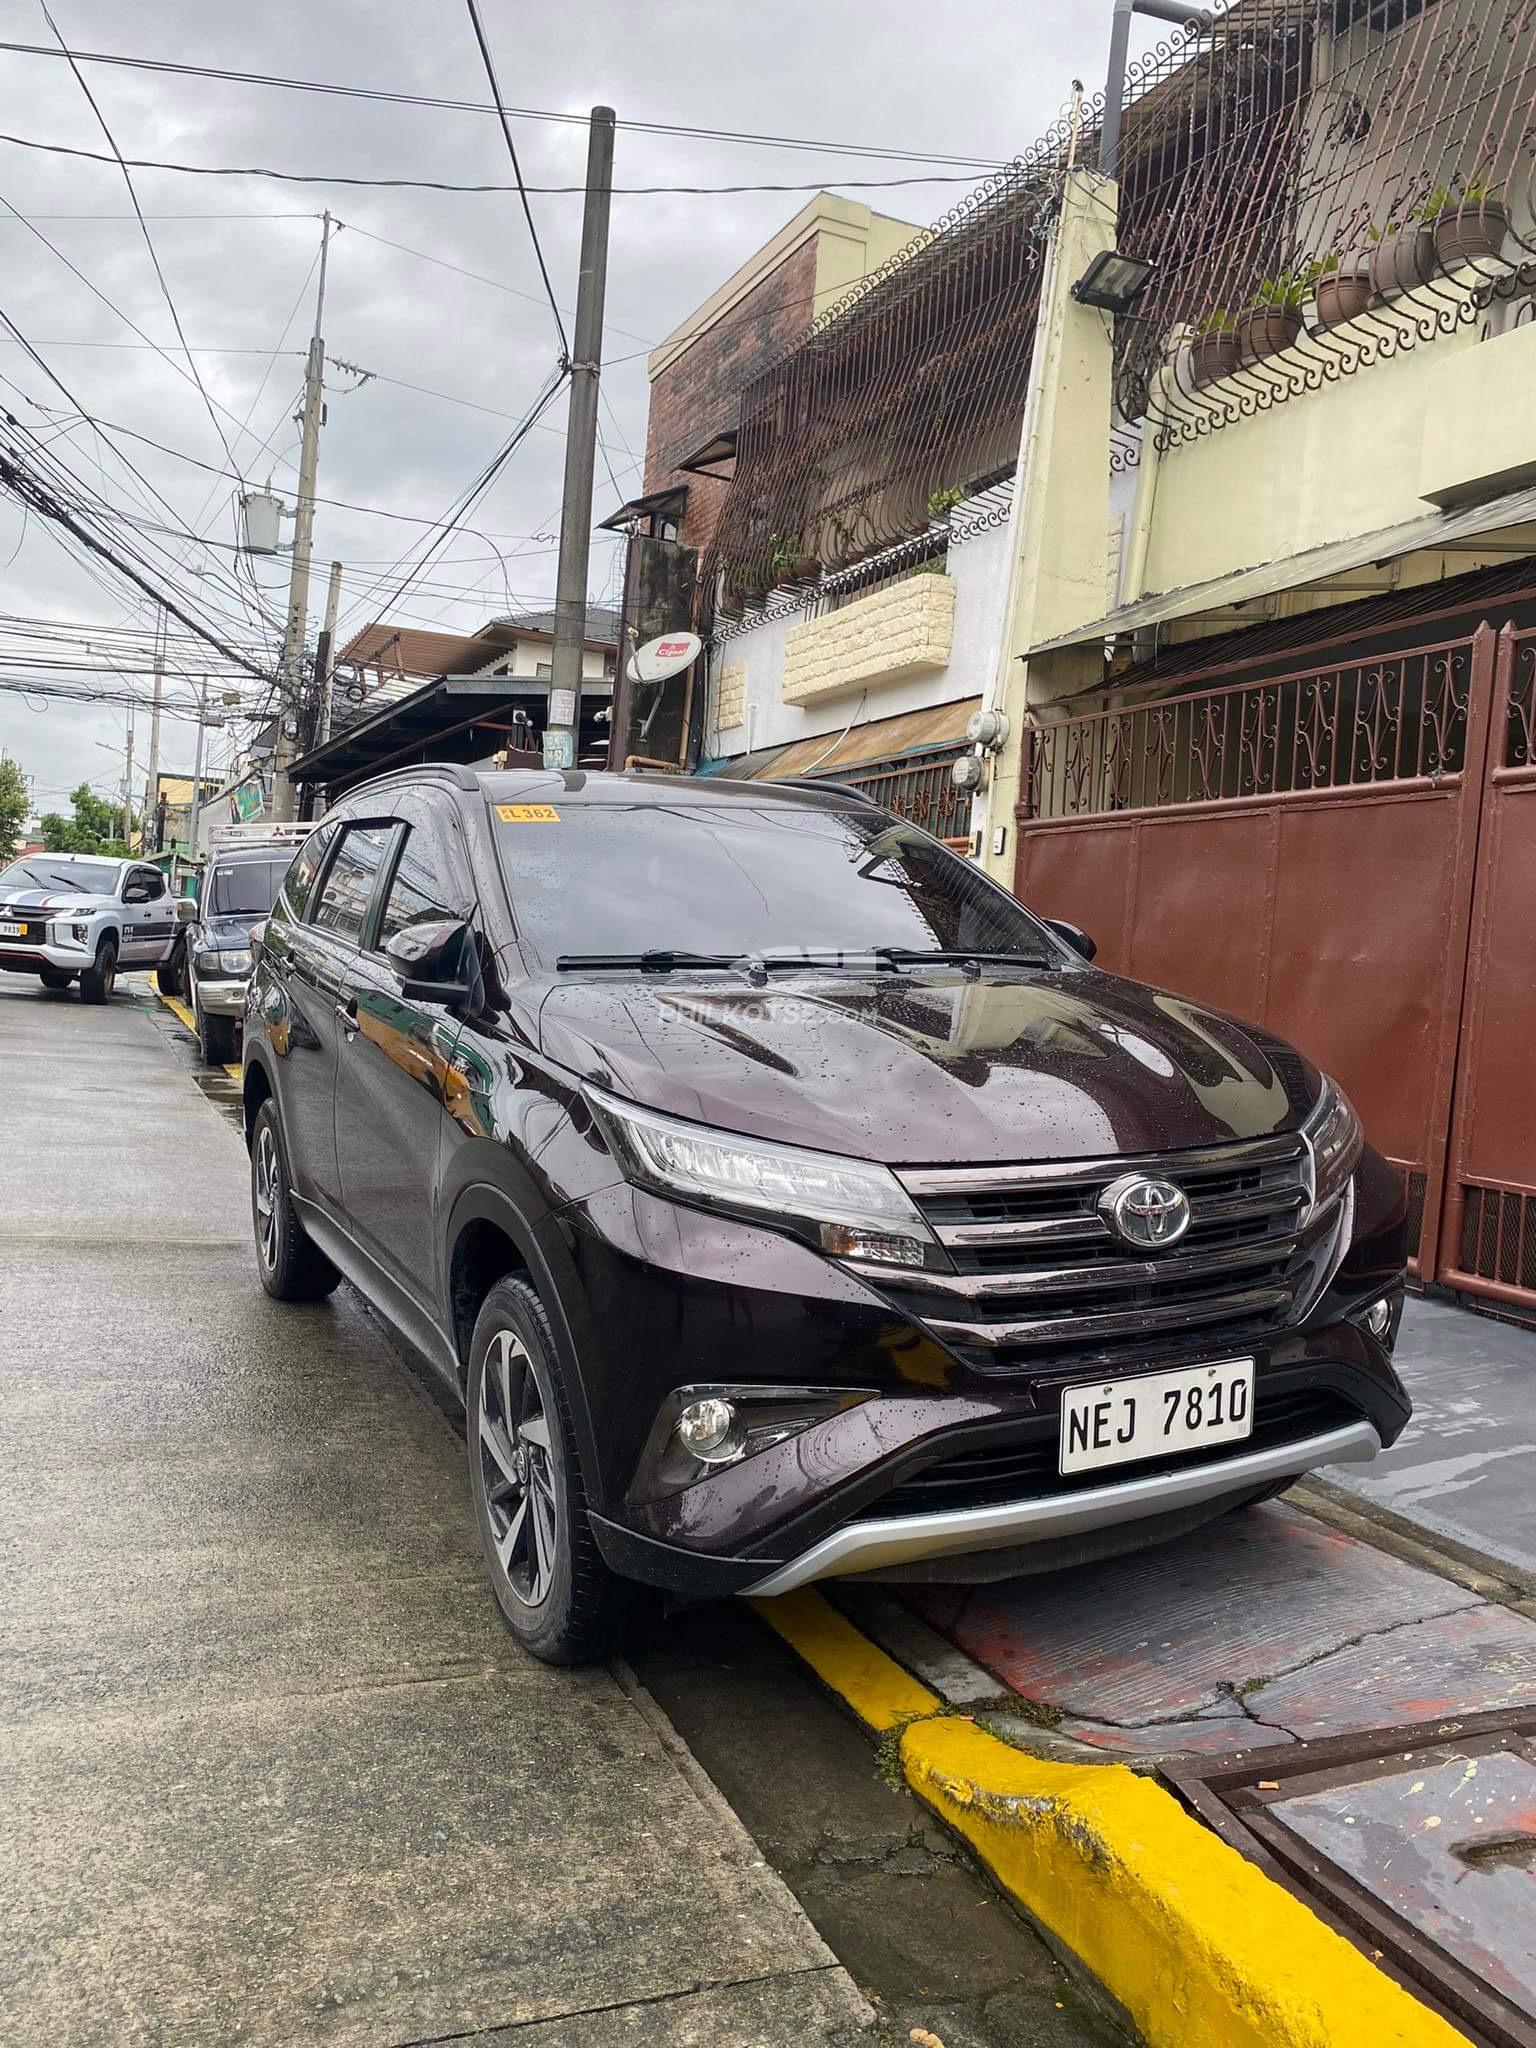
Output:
[
  {"left": 462, "top": 0, "right": 567, "bottom": 359},
  {"left": 0, "top": 128, "right": 987, "bottom": 196},
  {"left": 0, "top": 41, "right": 1005, "bottom": 168}
]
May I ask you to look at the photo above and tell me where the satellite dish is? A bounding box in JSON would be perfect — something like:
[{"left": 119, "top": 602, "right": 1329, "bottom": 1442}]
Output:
[{"left": 627, "top": 631, "right": 701, "bottom": 685}]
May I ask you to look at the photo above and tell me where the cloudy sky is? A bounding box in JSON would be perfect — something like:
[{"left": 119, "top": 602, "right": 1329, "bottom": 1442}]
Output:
[{"left": 0, "top": 0, "right": 1159, "bottom": 819}]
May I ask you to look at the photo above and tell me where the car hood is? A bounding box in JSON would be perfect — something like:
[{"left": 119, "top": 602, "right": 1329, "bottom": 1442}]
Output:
[
  {"left": 536, "top": 967, "right": 1321, "bottom": 1165},
  {"left": 201, "top": 916, "right": 262, "bottom": 948},
  {"left": 0, "top": 888, "right": 107, "bottom": 914}
]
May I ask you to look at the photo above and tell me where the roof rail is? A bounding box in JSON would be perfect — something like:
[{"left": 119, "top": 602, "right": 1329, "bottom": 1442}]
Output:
[
  {"left": 344, "top": 760, "right": 484, "bottom": 797},
  {"left": 766, "top": 775, "right": 878, "bottom": 805}
]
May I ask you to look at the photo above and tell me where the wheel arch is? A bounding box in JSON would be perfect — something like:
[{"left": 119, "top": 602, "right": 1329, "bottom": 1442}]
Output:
[
  {"left": 242, "top": 1050, "right": 274, "bottom": 1149},
  {"left": 444, "top": 1182, "right": 605, "bottom": 1511}
]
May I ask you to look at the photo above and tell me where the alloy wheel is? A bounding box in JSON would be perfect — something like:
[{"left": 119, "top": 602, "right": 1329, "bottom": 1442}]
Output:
[
  {"left": 254, "top": 1125, "right": 281, "bottom": 1272},
  {"left": 478, "top": 1328, "right": 558, "bottom": 1608}
]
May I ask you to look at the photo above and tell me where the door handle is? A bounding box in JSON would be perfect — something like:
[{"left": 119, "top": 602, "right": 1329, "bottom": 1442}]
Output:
[{"left": 335, "top": 996, "right": 360, "bottom": 1039}]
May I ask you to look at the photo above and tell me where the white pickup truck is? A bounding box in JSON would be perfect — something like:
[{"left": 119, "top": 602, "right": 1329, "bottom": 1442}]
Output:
[{"left": 0, "top": 850, "right": 179, "bottom": 1003}]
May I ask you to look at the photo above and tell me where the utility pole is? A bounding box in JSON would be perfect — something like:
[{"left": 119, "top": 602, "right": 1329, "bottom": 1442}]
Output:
[
  {"left": 270, "top": 212, "right": 333, "bottom": 821},
  {"left": 188, "top": 679, "right": 209, "bottom": 864},
  {"left": 144, "top": 605, "right": 165, "bottom": 850},
  {"left": 314, "top": 559, "right": 343, "bottom": 750},
  {"left": 121, "top": 713, "right": 135, "bottom": 851},
  {"left": 545, "top": 107, "right": 615, "bottom": 772}
]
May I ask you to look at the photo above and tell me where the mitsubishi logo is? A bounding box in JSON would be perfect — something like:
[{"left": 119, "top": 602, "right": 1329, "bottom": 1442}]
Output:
[{"left": 1101, "top": 1173, "right": 1192, "bottom": 1251}]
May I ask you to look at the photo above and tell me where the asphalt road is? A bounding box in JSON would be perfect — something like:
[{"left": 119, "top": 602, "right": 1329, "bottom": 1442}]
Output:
[
  {"left": 0, "top": 978, "right": 870, "bottom": 2048},
  {"left": 0, "top": 975, "right": 1116, "bottom": 2048}
]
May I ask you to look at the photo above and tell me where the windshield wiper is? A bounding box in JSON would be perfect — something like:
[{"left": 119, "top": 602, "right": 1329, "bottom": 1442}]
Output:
[
  {"left": 556, "top": 950, "right": 748, "bottom": 973},
  {"left": 869, "top": 948, "right": 1054, "bottom": 973}
]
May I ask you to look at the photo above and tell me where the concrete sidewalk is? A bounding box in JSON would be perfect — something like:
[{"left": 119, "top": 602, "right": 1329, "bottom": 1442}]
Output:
[
  {"left": 1324, "top": 1294, "right": 1536, "bottom": 1577},
  {"left": 0, "top": 983, "right": 870, "bottom": 2048}
]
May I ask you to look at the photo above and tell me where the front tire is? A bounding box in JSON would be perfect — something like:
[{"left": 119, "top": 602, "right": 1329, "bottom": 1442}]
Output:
[
  {"left": 79, "top": 937, "right": 117, "bottom": 1005},
  {"left": 466, "top": 1278, "right": 628, "bottom": 1666},
  {"left": 156, "top": 947, "right": 184, "bottom": 1000},
  {"left": 38, "top": 967, "right": 73, "bottom": 991},
  {"left": 196, "top": 992, "right": 239, "bottom": 1065},
  {"left": 250, "top": 1098, "right": 340, "bottom": 1301}
]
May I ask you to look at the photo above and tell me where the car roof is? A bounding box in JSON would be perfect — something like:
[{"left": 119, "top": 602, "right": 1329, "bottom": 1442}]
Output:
[
  {"left": 23, "top": 851, "right": 127, "bottom": 867},
  {"left": 208, "top": 844, "right": 292, "bottom": 863},
  {"left": 342, "top": 764, "right": 874, "bottom": 815}
]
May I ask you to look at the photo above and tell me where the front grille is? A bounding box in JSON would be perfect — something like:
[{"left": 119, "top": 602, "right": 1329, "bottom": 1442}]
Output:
[
  {"left": 870, "top": 1135, "right": 1312, "bottom": 1365},
  {"left": 861, "top": 1388, "right": 1358, "bottom": 1520}
]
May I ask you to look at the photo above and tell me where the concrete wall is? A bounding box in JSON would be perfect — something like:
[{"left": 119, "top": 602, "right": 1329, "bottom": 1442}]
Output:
[
  {"left": 706, "top": 511, "right": 1013, "bottom": 759},
  {"left": 1141, "top": 308, "right": 1536, "bottom": 597}
]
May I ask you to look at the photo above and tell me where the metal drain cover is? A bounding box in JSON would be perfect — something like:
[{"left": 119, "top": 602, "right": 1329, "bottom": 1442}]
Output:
[{"left": 1164, "top": 1707, "right": 1536, "bottom": 2048}]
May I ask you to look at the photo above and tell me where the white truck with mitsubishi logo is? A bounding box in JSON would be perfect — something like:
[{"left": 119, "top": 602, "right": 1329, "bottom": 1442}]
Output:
[{"left": 0, "top": 850, "right": 179, "bottom": 1002}]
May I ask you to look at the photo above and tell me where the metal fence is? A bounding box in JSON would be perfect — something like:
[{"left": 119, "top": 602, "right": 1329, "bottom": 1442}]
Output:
[{"left": 818, "top": 746, "right": 974, "bottom": 843}]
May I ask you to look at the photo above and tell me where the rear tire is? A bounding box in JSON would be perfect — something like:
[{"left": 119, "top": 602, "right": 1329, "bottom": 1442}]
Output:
[
  {"left": 38, "top": 967, "right": 73, "bottom": 991},
  {"left": 197, "top": 994, "right": 238, "bottom": 1065},
  {"left": 250, "top": 1098, "right": 341, "bottom": 1302},
  {"left": 79, "top": 937, "right": 117, "bottom": 1005},
  {"left": 466, "top": 1277, "right": 629, "bottom": 1666}
]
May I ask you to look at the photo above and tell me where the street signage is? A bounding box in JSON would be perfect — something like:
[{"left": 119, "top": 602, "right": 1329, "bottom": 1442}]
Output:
[
  {"left": 627, "top": 632, "right": 701, "bottom": 685},
  {"left": 547, "top": 686, "right": 577, "bottom": 727},
  {"left": 541, "top": 728, "right": 575, "bottom": 770}
]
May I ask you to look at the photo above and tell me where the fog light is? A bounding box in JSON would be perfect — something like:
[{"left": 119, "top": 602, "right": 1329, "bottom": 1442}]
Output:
[
  {"left": 1365, "top": 1297, "right": 1394, "bottom": 1341},
  {"left": 675, "top": 1397, "right": 739, "bottom": 1461}
]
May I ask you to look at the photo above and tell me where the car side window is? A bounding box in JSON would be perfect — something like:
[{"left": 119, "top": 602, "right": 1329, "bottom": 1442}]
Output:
[
  {"left": 140, "top": 867, "right": 166, "bottom": 901},
  {"left": 375, "top": 826, "right": 458, "bottom": 949},
  {"left": 270, "top": 826, "right": 333, "bottom": 927},
  {"left": 309, "top": 824, "right": 396, "bottom": 944}
]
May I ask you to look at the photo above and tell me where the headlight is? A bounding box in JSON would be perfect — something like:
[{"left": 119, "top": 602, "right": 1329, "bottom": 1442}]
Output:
[
  {"left": 216, "top": 949, "right": 253, "bottom": 975},
  {"left": 1302, "top": 1077, "right": 1363, "bottom": 1220},
  {"left": 585, "top": 1084, "right": 938, "bottom": 1267}
]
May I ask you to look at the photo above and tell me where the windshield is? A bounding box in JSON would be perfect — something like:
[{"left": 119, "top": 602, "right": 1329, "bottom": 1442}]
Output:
[
  {"left": 208, "top": 859, "right": 289, "bottom": 919},
  {"left": 0, "top": 857, "right": 118, "bottom": 896},
  {"left": 492, "top": 801, "right": 1068, "bottom": 969}
]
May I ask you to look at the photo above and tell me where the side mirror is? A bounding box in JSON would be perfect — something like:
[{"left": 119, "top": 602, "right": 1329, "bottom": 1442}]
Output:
[
  {"left": 1046, "top": 918, "right": 1097, "bottom": 962},
  {"left": 385, "top": 918, "right": 475, "bottom": 1004},
  {"left": 175, "top": 897, "right": 198, "bottom": 924},
  {"left": 123, "top": 884, "right": 149, "bottom": 906}
]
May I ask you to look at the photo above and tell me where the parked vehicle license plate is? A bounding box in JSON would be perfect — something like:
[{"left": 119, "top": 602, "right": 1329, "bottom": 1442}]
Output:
[
  {"left": 1059, "top": 1358, "right": 1255, "bottom": 1475},
  {"left": 0, "top": 920, "right": 27, "bottom": 938}
]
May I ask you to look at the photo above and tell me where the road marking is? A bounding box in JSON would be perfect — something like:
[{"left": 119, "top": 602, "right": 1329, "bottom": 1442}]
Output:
[
  {"left": 155, "top": 987, "right": 242, "bottom": 1079},
  {"left": 755, "top": 1588, "right": 1467, "bottom": 2048}
]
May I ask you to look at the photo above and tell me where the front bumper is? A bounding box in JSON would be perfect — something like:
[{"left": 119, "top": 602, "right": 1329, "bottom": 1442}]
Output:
[
  {"left": 744, "top": 1416, "right": 1381, "bottom": 1595},
  {"left": 193, "top": 976, "right": 249, "bottom": 1018},
  {"left": 0, "top": 936, "right": 90, "bottom": 973},
  {"left": 554, "top": 1147, "right": 1411, "bottom": 1602}
]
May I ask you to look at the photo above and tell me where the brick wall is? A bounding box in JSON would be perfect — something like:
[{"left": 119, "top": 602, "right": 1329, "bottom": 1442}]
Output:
[
  {"left": 782, "top": 575, "right": 957, "bottom": 706},
  {"left": 644, "top": 238, "right": 819, "bottom": 561},
  {"left": 715, "top": 661, "right": 747, "bottom": 732}
]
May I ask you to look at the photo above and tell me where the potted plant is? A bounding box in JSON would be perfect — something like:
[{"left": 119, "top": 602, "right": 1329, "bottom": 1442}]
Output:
[
  {"left": 926, "top": 484, "right": 965, "bottom": 522},
  {"left": 1368, "top": 216, "right": 1438, "bottom": 300},
  {"left": 1420, "top": 179, "right": 1508, "bottom": 271},
  {"left": 1188, "top": 308, "right": 1243, "bottom": 388},
  {"left": 769, "top": 533, "right": 820, "bottom": 583},
  {"left": 1237, "top": 267, "right": 1314, "bottom": 361},
  {"left": 1313, "top": 248, "right": 1374, "bottom": 329}
]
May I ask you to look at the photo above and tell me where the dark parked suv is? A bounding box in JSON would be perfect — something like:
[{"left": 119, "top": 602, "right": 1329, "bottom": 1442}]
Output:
[{"left": 243, "top": 765, "right": 1409, "bottom": 1664}]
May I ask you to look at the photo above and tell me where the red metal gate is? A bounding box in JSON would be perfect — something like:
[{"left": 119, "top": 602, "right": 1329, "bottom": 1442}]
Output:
[{"left": 1014, "top": 622, "right": 1535, "bottom": 1311}]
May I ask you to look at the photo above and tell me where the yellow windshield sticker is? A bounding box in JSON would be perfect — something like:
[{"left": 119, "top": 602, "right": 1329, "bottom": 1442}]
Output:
[{"left": 496, "top": 803, "right": 560, "bottom": 823}]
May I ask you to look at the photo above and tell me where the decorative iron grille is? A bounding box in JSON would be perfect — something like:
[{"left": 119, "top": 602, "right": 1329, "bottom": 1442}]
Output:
[
  {"left": 1458, "top": 1182, "right": 1536, "bottom": 1291},
  {"left": 818, "top": 746, "right": 974, "bottom": 842},
  {"left": 1111, "top": 0, "right": 1536, "bottom": 447},
  {"left": 1025, "top": 642, "right": 1473, "bottom": 819},
  {"left": 1511, "top": 637, "right": 1536, "bottom": 766}
]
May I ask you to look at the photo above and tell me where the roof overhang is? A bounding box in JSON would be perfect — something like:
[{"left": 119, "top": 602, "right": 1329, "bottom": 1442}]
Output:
[
  {"left": 289, "top": 673, "right": 613, "bottom": 788},
  {"left": 1027, "top": 481, "right": 1536, "bottom": 659},
  {"left": 674, "top": 429, "right": 738, "bottom": 480},
  {"left": 597, "top": 484, "right": 689, "bottom": 533}
]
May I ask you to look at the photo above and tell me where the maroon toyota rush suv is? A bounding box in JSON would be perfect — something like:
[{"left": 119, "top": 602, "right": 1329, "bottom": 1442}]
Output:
[{"left": 243, "top": 765, "right": 1408, "bottom": 1664}]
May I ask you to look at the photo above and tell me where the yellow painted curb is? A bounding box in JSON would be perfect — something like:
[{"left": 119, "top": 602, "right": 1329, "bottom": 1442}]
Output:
[
  {"left": 154, "top": 988, "right": 241, "bottom": 1080},
  {"left": 755, "top": 1590, "right": 1469, "bottom": 2048}
]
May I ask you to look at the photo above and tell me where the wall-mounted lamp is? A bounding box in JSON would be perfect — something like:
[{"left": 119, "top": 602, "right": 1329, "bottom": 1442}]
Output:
[{"left": 1071, "top": 249, "right": 1157, "bottom": 314}]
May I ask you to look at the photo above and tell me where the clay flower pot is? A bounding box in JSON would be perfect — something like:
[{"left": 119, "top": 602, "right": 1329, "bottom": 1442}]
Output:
[
  {"left": 1370, "top": 226, "right": 1438, "bottom": 299},
  {"left": 1432, "top": 199, "right": 1509, "bottom": 271},
  {"left": 789, "top": 554, "right": 821, "bottom": 581},
  {"left": 1314, "top": 255, "right": 1375, "bottom": 329},
  {"left": 1189, "top": 331, "right": 1244, "bottom": 388},
  {"left": 1238, "top": 306, "right": 1302, "bottom": 362}
]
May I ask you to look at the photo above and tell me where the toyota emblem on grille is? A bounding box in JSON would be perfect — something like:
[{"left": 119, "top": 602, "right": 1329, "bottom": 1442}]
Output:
[{"left": 1100, "top": 1173, "right": 1192, "bottom": 1250}]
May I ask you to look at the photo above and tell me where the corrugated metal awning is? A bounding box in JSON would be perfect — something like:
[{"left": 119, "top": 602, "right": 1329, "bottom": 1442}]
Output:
[
  {"left": 1027, "top": 482, "right": 1536, "bottom": 658},
  {"left": 754, "top": 697, "right": 981, "bottom": 780}
]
